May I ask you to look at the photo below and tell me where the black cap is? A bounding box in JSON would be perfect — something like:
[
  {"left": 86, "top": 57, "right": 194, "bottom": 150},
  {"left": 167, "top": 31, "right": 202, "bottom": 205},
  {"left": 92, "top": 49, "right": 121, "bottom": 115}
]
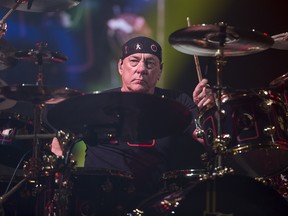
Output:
[{"left": 121, "top": 36, "right": 162, "bottom": 62}]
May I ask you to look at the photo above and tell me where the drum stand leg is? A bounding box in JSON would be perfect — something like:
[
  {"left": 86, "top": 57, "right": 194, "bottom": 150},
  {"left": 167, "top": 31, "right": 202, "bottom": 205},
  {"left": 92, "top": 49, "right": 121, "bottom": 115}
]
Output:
[{"left": 0, "top": 178, "right": 27, "bottom": 211}]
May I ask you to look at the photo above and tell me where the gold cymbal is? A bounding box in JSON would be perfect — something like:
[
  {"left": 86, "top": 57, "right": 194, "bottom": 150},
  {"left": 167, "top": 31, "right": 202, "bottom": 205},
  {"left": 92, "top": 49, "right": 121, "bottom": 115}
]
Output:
[
  {"left": 0, "top": 38, "right": 18, "bottom": 70},
  {"left": 0, "top": 84, "right": 82, "bottom": 104},
  {"left": 169, "top": 23, "right": 274, "bottom": 57},
  {"left": 271, "top": 32, "right": 288, "bottom": 50},
  {"left": 14, "top": 50, "right": 68, "bottom": 64},
  {"left": 0, "top": 0, "right": 81, "bottom": 13}
]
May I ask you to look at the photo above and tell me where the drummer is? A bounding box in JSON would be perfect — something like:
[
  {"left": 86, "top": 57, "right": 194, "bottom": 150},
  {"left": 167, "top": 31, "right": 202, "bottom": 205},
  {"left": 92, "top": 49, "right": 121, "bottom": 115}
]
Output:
[{"left": 51, "top": 36, "right": 213, "bottom": 212}]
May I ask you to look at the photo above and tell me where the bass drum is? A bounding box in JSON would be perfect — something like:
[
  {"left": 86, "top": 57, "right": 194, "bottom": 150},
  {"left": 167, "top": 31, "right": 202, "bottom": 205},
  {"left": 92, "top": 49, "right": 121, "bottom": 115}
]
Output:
[
  {"left": 134, "top": 175, "right": 288, "bottom": 216},
  {"left": 69, "top": 168, "right": 136, "bottom": 216},
  {"left": 199, "top": 90, "right": 288, "bottom": 177},
  {"left": 0, "top": 111, "right": 54, "bottom": 167}
]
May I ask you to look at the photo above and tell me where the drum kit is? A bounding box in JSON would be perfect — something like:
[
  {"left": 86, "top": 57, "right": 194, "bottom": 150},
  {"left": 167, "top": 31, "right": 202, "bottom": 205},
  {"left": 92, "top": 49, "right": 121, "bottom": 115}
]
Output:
[
  {"left": 131, "top": 22, "right": 288, "bottom": 215},
  {"left": 0, "top": 1, "right": 287, "bottom": 215}
]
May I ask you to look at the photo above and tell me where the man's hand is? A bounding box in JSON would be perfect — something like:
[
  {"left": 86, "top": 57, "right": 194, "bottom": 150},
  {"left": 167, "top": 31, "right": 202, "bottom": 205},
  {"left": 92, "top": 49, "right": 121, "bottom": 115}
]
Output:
[
  {"left": 192, "top": 79, "right": 214, "bottom": 109},
  {"left": 51, "top": 137, "right": 63, "bottom": 156}
]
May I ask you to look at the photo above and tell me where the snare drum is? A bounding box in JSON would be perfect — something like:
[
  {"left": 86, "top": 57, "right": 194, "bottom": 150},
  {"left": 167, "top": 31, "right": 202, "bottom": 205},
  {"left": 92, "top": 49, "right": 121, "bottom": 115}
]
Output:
[
  {"left": 0, "top": 111, "right": 53, "bottom": 167},
  {"left": 199, "top": 91, "right": 288, "bottom": 177}
]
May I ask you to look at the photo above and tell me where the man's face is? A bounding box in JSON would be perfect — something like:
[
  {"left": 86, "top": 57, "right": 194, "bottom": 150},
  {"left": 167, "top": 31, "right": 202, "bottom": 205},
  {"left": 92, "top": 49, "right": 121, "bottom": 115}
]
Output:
[{"left": 118, "top": 53, "right": 162, "bottom": 94}]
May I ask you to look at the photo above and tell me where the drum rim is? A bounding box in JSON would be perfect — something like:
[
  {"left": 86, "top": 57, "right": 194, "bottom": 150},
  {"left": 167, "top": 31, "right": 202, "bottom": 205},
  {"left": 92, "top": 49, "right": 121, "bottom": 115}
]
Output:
[
  {"left": 73, "top": 167, "right": 134, "bottom": 179},
  {"left": 199, "top": 90, "right": 286, "bottom": 116},
  {"left": 162, "top": 169, "right": 209, "bottom": 180},
  {"left": 228, "top": 142, "right": 288, "bottom": 154}
]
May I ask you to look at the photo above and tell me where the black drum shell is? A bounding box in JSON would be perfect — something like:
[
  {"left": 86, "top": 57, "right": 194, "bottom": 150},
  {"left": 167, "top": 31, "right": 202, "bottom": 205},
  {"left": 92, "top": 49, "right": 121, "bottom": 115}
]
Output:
[
  {"left": 199, "top": 91, "right": 288, "bottom": 177},
  {"left": 68, "top": 168, "right": 136, "bottom": 216}
]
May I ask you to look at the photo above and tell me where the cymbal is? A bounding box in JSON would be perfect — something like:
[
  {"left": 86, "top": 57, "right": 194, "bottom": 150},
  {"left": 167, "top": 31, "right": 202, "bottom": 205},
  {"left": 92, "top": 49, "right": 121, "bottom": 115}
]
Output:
[
  {"left": 0, "top": 38, "right": 18, "bottom": 70},
  {"left": 0, "top": 79, "right": 17, "bottom": 110},
  {"left": 271, "top": 32, "right": 288, "bottom": 50},
  {"left": 169, "top": 23, "right": 274, "bottom": 57},
  {"left": 0, "top": 84, "right": 82, "bottom": 104},
  {"left": 47, "top": 92, "right": 192, "bottom": 141},
  {"left": 14, "top": 50, "right": 68, "bottom": 64},
  {"left": 0, "top": 0, "right": 81, "bottom": 13}
]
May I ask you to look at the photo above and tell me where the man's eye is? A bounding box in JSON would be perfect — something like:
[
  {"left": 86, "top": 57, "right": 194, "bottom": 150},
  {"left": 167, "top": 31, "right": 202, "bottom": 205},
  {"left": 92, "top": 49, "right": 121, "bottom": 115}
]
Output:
[
  {"left": 130, "top": 59, "right": 139, "bottom": 63},
  {"left": 146, "top": 61, "right": 155, "bottom": 67}
]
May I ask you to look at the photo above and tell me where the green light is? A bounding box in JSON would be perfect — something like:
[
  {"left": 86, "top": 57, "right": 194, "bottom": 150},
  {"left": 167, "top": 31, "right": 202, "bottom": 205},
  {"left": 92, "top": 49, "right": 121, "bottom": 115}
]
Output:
[{"left": 72, "top": 140, "right": 86, "bottom": 167}]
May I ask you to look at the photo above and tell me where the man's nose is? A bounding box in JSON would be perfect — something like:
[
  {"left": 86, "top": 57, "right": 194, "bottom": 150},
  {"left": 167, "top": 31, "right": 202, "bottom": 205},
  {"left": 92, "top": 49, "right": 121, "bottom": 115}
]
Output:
[{"left": 136, "top": 61, "right": 147, "bottom": 74}]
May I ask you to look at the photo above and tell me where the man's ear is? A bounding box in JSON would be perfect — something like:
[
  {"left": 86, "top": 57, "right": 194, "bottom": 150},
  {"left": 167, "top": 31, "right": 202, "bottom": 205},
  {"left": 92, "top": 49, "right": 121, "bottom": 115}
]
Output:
[
  {"left": 118, "top": 59, "right": 123, "bottom": 75},
  {"left": 158, "top": 63, "right": 163, "bottom": 80}
]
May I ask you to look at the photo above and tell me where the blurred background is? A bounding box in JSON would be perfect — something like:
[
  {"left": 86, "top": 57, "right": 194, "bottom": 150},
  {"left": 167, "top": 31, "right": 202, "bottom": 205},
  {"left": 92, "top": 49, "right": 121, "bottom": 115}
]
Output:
[
  {"left": 1, "top": 0, "right": 287, "bottom": 93},
  {"left": 0, "top": 0, "right": 287, "bottom": 167}
]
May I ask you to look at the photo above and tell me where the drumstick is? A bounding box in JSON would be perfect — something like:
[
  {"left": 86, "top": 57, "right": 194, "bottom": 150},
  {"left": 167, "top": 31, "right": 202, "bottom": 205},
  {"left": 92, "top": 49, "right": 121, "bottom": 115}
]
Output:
[
  {"left": 187, "top": 17, "right": 202, "bottom": 82},
  {"left": 194, "top": 55, "right": 202, "bottom": 82}
]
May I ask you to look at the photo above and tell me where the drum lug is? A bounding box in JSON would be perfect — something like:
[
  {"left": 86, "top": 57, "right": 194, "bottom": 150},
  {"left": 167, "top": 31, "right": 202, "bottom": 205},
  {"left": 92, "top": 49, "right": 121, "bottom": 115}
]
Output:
[
  {"left": 194, "top": 118, "right": 204, "bottom": 139},
  {"left": 195, "top": 128, "right": 204, "bottom": 139},
  {"left": 260, "top": 99, "right": 273, "bottom": 113},
  {"left": 212, "top": 134, "right": 231, "bottom": 154},
  {"left": 263, "top": 126, "right": 276, "bottom": 137},
  {"left": 132, "top": 208, "right": 144, "bottom": 216},
  {"left": 212, "top": 166, "right": 234, "bottom": 178}
]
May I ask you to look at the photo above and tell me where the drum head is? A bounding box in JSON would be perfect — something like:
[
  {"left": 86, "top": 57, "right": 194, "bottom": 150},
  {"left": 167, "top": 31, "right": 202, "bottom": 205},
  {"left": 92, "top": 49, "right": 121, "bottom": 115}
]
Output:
[{"left": 136, "top": 175, "right": 288, "bottom": 216}]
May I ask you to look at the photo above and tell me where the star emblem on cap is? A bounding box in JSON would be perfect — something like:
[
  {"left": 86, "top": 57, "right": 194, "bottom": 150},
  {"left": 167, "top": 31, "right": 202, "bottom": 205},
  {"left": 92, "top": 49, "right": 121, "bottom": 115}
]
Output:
[{"left": 135, "top": 43, "right": 143, "bottom": 50}]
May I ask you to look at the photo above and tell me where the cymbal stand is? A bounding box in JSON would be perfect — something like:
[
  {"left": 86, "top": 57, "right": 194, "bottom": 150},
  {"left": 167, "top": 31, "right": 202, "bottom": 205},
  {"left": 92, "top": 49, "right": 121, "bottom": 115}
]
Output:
[
  {"left": 211, "top": 23, "right": 233, "bottom": 177},
  {"left": 202, "top": 22, "right": 234, "bottom": 216},
  {"left": 27, "top": 42, "right": 48, "bottom": 181},
  {"left": 22, "top": 43, "right": 72, "bottom": 215}
]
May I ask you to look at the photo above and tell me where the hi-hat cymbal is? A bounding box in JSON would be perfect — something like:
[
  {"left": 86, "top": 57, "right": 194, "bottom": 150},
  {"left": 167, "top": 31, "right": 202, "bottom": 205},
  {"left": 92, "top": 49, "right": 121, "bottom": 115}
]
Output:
[
  {"left": 14, "top": 50, "right": 68, "bottom": 64},
  {"left": 47, "top": 92, "right": 192, "bottom": 141},
  {"left": 169, "top": 23, "right": 274, "bottom": 57},
  {"left": 271, "top": 32, "right": 288, "bottom": 50},
  {"left": 0, "top": 84, "right": 82, "bottom": 104},
  {"left": 0, "top": 0, "right": 81, "bottom": 13},
  {"left": 0, "top": 38, "right": 18, "bottom": 70}
]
